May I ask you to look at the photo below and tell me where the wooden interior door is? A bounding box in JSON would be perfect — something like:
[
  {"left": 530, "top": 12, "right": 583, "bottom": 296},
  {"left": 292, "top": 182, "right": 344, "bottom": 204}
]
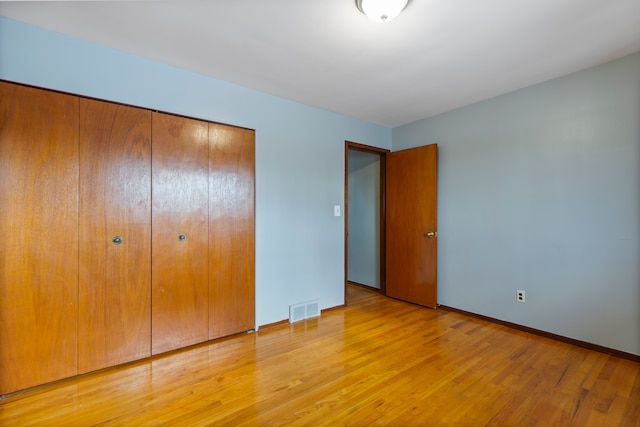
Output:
[
  {"left": 151, "top": 112, "right": 209, "bottom": 354},
  {"left": 78, "top": 99, "right": 152, "bottom": 373},
  {"left": 386, "top": 144, "right": 438, "bottom": 308},
  {"left": 208, "top": 124, "right": 255, "bottom": 339},
  {"left": 0, "top": 82, "right": 79, "bottom": 394}
]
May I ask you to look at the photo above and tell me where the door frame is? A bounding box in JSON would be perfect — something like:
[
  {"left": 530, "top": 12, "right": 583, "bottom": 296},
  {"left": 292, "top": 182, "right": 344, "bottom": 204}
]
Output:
[{"left": 344, "top": 141, "right": 390, "bottom": 304}]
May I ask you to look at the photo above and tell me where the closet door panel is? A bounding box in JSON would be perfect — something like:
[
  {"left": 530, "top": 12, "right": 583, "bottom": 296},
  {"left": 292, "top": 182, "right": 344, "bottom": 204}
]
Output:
[
  {"left": 0, "top": 82, "right": 79, "bottom": 394},
  {"left": 152, "top": 112, "right": 209, "bottom": 354},
  {"left": 78, "top": 99, "right": 152, "bottom": 373},
  {"left": 209, "top": 124, "right": 255, "bottom": 339}
]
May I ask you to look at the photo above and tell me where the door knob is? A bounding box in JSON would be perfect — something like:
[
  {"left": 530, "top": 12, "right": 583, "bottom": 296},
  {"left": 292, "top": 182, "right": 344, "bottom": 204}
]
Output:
[
  {"left": 112, "top": 236, "right": 123, "bottom": 245},
  {"left": 178, "top": 234, "right": 186, "bottom": 241},
  {"left": 424, "top": 231, "right": 437, "bottom": 238}
]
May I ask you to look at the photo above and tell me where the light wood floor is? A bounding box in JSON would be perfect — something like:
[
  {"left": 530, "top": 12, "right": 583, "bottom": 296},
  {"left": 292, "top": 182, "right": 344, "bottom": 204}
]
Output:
[{"left": 1, "top": 286, "right": 638, "bottom": 426}]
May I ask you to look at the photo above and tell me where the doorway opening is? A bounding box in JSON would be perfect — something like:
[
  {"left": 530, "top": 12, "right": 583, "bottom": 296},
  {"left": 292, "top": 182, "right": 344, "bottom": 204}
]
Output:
[{"left": 344, "top": 141, "right": 389, "bottom": 304}]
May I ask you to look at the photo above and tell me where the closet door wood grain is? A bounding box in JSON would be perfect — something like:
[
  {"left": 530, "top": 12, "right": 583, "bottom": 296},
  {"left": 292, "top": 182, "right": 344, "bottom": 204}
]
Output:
[
  {"left": 208, "top": 125, "right": 255, "bottom": 339},
  {"left": 78, "top": 99, "right": 152, "bottom": 373},
  {"left": 0, "top": 82, "right": 79, "bottom": 394},
  {"left": 151, "top": 112, "right": 209, "bottom": 354}
]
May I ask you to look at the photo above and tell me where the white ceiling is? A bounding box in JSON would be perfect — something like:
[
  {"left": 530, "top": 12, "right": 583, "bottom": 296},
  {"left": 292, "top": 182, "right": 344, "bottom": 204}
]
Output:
[{"left": 1, "top": 0, "right": 639, "bottom": 127}]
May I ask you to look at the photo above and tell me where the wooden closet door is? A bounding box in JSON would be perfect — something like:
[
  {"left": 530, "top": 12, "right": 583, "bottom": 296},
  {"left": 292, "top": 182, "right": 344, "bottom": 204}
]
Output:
[
  {"left": 0, "top": 82, "right": 79, "bottom": 394},
  {"left": 209, "top": 124, "right": 255, "bottom": 339},
  {"left": 78, "top": 99, "right": 152, "bottom": 373},
  {"left": 152, "top": 112, "right": 209, "bottom": 354}
]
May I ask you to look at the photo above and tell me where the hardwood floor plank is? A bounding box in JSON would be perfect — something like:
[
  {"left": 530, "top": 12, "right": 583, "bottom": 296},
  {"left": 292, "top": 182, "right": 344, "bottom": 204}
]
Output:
[{"left": 1, "top": 285, "right": 638, "bottom": 426}]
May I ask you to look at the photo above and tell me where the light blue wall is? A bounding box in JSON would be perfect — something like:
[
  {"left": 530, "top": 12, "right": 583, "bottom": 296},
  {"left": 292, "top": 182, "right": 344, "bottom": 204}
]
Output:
[
  {"left": 393, "top": 52, "right": 640, "bottom": 355},
  {"left": 0, "top": 17, "right": 392, "bottom": 328},
  {"left": 348, "top": 150, "right": 381, "bottom": 289}
]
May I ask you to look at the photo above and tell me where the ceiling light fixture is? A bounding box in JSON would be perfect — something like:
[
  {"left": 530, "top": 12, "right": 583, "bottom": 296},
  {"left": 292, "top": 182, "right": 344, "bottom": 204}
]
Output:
[{"left": 356, "top": 0, "right": 408, "bottom": 23}]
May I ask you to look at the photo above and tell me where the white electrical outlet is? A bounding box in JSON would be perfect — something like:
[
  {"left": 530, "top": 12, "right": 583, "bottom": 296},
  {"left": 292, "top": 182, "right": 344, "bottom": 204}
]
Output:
[{"left": 516, "top": 290, "right": 526, "bottom": 303}]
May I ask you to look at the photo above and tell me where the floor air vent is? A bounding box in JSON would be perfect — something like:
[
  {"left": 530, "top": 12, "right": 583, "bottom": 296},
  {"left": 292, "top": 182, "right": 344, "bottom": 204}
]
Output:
[{"left": 289, "top": 300, "right": 320, "bottom": 323}]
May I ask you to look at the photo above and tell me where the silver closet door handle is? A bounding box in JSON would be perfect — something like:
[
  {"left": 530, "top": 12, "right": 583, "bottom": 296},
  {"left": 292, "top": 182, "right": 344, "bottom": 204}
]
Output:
[{"left": 112, "top": 236, "right": 123, "bottom": 245}]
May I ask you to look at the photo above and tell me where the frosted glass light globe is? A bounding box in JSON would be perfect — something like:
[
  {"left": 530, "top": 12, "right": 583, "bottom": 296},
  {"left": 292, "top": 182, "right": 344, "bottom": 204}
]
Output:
[{"left": 356, "top": 0, "right": 409, "bottom": 23}]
